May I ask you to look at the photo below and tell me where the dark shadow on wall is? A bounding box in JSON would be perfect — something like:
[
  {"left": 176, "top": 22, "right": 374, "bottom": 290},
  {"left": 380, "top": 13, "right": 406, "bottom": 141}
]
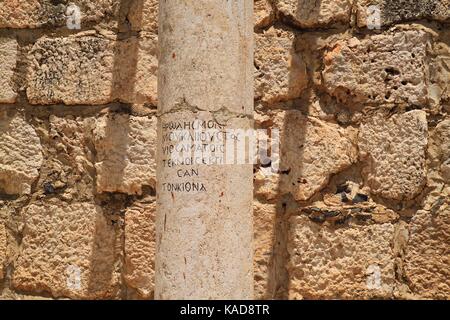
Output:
[
  {"left": 87, "top": 0, "right": 143, "bottom": 298},
  {"left": 264, "top": 19, "right": 330, "bottom": 299}
]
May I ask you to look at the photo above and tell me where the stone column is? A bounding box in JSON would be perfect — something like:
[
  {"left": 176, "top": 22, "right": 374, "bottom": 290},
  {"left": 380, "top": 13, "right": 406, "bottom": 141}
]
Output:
[{"left": 155, "top": 0, "right": 254, "bottom": 299}]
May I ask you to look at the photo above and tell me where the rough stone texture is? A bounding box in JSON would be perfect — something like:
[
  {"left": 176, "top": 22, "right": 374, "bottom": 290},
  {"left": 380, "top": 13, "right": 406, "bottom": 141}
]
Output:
[
  {"left": 404, "top": 204, "right": 450, "bottom": 299},
  {"left": 0, "top": 0, "right": 118, "bottom": 29},
  {"left": 255, "top": 0, "right": 274, "bottom": 29},
  {"left": 288, "top": 215, "right": 396, "bottom": 299},
  {"left": 278, "top": 110, "right": 358, "bottom": 201},
  {"left": 129, "top": 0, "right": 159, "bottom": 34},
  {"left": 359, "top": 110, "right": 428, "bottom": 200},
  {"left": 0, "top": 37, "right": 18, "bottom": 104},
  {"left": 254, "top": 201, "right": 276, "bottom": 299},
  {"left": 27, "top": 34, "right": 158, "bottom": 106},
  {"left": 0, "top": 222, "right": 6, "bottom": 280},
  {"left": 38, "top": 115, "right": 97, "bottom": 203},
  {"left": 12, "top": 201, "right": 121, "bottom": 299},
  {"left": 94, "top": 114, "right": 157, "bottom": 195},
  {"left": 124, "top": 200, "right": 156, "bottom": 299},
  {"left": 356, "top": 0, "right": 450, "bottom": 28},
  {"left": 275, "top": 0, "right": 352, "bottom": 28},
  {"left": 255, "top": 27, "right": 308, "bottom": 103},
  {"left": 322, "top": 29, "right": 432, "bottom": 107},
  {"left": 0, "top": 112, "right": 43, "bottom": 195}
]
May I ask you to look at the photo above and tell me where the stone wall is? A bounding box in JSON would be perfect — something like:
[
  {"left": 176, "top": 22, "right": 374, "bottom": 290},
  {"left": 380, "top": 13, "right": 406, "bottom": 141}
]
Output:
[{"left": 0, "top": 0, "right": 448, "bottom": 300}]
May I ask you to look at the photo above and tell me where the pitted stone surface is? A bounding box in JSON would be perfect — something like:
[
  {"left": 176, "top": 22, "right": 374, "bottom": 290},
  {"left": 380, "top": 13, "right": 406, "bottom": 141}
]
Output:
[
  {"left": 255, "top": 28, "right": 307, "bottom": 103},
  {"left": 94, "top": 114, "right": 157, "bottom": 195},
  {"left": 12, "top": 201, "right": 120, "bottom": 299},
  {"left": 288, "top": 215, "right": 396, "bottom": 299},
  {"left": 323, "top": 29, "right": 432, "bottom": 107},
  {"left": 359, "top": 110, "right": 428, "bottom": 200},
  {"left": 0, "top": 113, "right": 43, "bottom": 195},
  {"left": 0, "top": 37, "right": 18, "bottom": 104}
]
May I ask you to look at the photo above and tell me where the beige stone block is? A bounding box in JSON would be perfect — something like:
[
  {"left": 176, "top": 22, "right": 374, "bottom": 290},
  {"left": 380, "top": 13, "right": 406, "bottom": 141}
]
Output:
[
  {"left": 94, "top": 114, "right": 157, "bottom": 195},
  {"left": 0, "top": 0, "right": 119, "bottom": 29},
  {"left": 0, "top": 112, "right": 43, "bottom": 195},
  {"left": 27, "top": 34, "right": 157, "bottom": 106},
  {"left": 404, "top": 205, "right": 450, "bottom": 299},
  {"left": 255, "top": 28, "right": 307, "bottom": 104},
  {"left": 359, "top": 110, "right": 428, "bottom": 200},
  {"left": 275, "top": 0, "right": 352, "bottom": 28},
  {"left": 12, "top": 201, "right": 120, "bottom": 299},
  {"left": 42, "top": 115, "right": 97, "bottom": 202},
  {"left": 124, "top": 200, "right": 156, "bottom": 299},
  {"left": 322, "top": 29, "right": 432, "bottom": 107},
  {"left": 0, "top": 37, "right": 18, "bottom": 104},
  {"left": 288, "top": 215, "right": 396, "bottom": 299},
  {"left": 277, "top": 110, "right": 358, "bottom": 201}
]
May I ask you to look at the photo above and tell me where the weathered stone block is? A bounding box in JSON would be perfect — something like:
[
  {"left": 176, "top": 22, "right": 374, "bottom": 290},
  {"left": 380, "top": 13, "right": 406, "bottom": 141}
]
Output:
[
  {"left": 323, "top": 29, "right": 432, "bottom": 107},
  {"left": 356, "top": 0, "right": 450, "bottom": 28},
  {"left": 255, "top": 28, "right": 307, "bottom": 103},
  {"left": 0, "top": 112, "right": 43, "bottom": 195},
  {"left": 27, "top": 34, "right": 158, "bottom": 106},
  {"left": 275, "top": 0, "right": 352, "bottom": 28},
  {"left": 124, "top": 200, "right": 155, "bottom": 299},
  {"left": 44, "top": 115, "right": 96, "bottom": 202},
  {"left": 277, "top": 110, "right": 358, "bottom": 201},
  {"left": 0, "top": 0, "right": 118, "bottom": 29},
  {"left": 12, "top": 201, "right": 120, "bottom": 299},
  {"left": 94, "top": 114, "right": 157, "bottom": 195},
  {"left": 404, "top": 205, "right": 450, "bottom": 299},
  {"left": 288, "top": 216, "right": 396, "bottom": 299},
  {"left": 0, "top": 38, "right": 18, "bottom": 104},
  {"left": 359, "top": 110, "right": 428, "bottom": 200}
]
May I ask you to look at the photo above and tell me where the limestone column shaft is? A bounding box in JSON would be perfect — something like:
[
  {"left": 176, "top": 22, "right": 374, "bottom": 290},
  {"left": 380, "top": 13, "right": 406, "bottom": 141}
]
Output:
[{"left": 155, "top": 0, "right": 254, "bottom": 299}]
